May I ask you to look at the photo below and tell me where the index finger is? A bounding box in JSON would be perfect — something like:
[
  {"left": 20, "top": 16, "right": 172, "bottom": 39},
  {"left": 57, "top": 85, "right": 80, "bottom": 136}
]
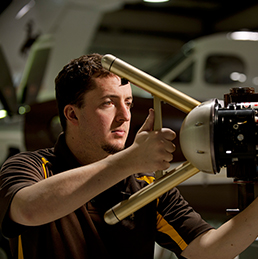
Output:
[{"left": 160, "top": 128, "right": 176, "bottom": 141}]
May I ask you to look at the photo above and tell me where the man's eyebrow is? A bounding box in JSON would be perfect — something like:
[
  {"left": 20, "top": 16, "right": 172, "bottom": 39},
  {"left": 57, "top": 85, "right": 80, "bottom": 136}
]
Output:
[
  {"left": 100, "top": 95, "right": 133, "bottom": 100},
  {"left": 100, "top": 95, "right": 119, "bottom": 99}
]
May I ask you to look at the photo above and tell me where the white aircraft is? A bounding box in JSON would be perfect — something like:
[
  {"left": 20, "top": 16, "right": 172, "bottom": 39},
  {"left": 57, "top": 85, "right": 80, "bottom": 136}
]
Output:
[
  {"left": 1, "top": 1, "right": 258, "bottom": 257},
  {"left": 150, "top": 31, "right": 258, "bottom": 102},
  {"left": 1, "top": 26, "right": 258, "bottom": 162}
]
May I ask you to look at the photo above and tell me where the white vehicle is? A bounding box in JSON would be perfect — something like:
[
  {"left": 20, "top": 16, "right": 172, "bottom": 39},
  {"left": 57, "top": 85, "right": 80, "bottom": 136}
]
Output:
[{"left": 149, "top": 31, "right": 258, "bottom": 102}]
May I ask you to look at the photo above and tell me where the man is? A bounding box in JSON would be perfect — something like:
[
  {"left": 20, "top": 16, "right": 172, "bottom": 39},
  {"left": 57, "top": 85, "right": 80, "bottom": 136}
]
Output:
[{"left": 0, "top": 53, "right": 258, "bottom": 259}]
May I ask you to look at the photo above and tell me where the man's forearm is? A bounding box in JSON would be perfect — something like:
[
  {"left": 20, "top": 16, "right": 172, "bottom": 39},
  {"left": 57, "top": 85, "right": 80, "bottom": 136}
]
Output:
[
  {"left": 9, "top": 150, "right": 137, "bottom": 226},
  {"left": 9, "top": 126, "right": 175, "bottom": 226},
  {"left": 182, "top": 197, "right": 258, "bottom": 259}
]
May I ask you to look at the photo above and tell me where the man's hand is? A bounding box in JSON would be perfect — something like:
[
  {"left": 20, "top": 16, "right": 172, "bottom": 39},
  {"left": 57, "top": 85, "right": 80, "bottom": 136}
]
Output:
[{"left": 130, "top": 108, "right": 176, "bottom": 173}]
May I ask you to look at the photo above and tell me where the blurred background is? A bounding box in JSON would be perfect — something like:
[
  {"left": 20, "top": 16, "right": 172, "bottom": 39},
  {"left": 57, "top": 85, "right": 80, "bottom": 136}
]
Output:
[{"left": 1, "top": 0, "right": 258, "bottom": 258}]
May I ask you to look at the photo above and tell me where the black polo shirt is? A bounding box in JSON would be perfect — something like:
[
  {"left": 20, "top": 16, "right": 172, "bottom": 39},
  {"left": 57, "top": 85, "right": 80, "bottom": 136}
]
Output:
[{"left": 0, "top": 133, "right": 212, "bottom": 258}]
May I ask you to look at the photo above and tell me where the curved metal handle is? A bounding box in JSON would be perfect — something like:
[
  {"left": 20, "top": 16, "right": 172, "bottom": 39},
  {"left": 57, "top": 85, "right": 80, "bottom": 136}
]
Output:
[
  {"left": 101, "top": 54, "right": 200, "bottom": 113},
  {"left": 104, "top": 162, "right": 199, "bottom": 225},
  {"left": 101, "top": 54, "right": 201, "bottom": 224}
]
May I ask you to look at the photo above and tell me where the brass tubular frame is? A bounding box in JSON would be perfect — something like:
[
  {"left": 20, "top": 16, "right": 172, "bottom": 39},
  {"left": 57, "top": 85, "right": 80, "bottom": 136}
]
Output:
[
  {"left": 153, "top": 96, "right": 164, "bottom": 180},
  {"left": 104, "top": 162, "right": 199, "bottom": 225},
  {"left": 101, "top": 54, "right": 201, "bottom": 225},
  {"left": 101, "top": 54, "right": 200, "bottom": 113}
]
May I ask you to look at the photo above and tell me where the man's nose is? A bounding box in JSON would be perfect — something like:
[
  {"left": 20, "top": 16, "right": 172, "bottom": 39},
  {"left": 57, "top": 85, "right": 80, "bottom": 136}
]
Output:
[{"left": 116, "top": 104, "right": 131, "bottom": 122}]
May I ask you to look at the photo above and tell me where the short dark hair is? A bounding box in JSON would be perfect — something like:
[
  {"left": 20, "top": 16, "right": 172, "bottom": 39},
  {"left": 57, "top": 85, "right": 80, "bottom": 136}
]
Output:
[{"left": 55, "top": 53, "right": 113, "bottom": 131}]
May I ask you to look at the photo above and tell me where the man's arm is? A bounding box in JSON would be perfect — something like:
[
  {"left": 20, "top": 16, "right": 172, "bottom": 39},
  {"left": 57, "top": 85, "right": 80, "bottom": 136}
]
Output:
[
  {"left": 9, "top": 109, "right": 176, "bottom": 226},
  {"left": 181, "top": 197, "right": 258, "bottom": 258}
]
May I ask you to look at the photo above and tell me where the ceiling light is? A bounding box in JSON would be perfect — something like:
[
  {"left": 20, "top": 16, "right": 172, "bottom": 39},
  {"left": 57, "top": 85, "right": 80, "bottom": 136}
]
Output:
[
  {"left": 229, "top": 31, "right": 258, "bottom": 41},
  {"left": 15, "top": 0, "right": 35, "bottom": 19},
  {"left": 144, "top": 0, "right": 169, "bottom": 3},
  {"left": 0, "top": 110, "right": 7, "bottom": 119}
]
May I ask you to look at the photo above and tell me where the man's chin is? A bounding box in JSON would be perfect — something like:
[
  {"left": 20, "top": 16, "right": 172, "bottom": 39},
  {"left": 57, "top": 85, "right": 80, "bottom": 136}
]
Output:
[{"left": 101, "top": 144, "right": 125, "bottom": 155}]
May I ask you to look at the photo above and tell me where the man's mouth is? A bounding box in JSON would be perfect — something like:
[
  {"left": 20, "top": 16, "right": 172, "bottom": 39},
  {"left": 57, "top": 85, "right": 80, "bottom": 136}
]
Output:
[{"left": 111, "top": 129, "right": 126, "bottom": 137}]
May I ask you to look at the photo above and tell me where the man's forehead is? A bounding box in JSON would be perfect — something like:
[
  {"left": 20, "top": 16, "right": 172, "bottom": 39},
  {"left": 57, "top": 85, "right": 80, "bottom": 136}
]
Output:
[
  {"left": 91, "top": 76, "right": 132, "bottom": 96},
  {"left": 96, "top": 76, "right": 130, "bottom": 87},
  {"left": 93, "top": 75, "right": 123, "bottom": 84}
]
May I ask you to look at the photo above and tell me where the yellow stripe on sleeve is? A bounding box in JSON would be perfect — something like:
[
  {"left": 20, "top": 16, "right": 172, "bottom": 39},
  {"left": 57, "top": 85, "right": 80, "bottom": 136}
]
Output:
[
  {"left": 157, "top": 212, "right": 188, "bottom": 251},
  {"left": 41, "top": 157, "right": 49, "bottom": 179},
  {"left": 136, "top": 175, "right": 155, "bottom": 184},
  {"left": 18, "top": 235, "right": 24, "bottom": 259}
]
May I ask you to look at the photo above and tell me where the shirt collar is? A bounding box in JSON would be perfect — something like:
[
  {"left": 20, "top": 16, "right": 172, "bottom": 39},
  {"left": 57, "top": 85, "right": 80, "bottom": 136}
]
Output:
[{"left": 53, "top": 132, "right": 81, "bottom": 173}]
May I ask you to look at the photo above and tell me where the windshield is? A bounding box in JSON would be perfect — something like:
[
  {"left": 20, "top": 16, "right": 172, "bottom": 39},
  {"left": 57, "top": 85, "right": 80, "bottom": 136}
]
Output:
[{"left": 147, "top": 42, "right": 194, "bottom": 79}]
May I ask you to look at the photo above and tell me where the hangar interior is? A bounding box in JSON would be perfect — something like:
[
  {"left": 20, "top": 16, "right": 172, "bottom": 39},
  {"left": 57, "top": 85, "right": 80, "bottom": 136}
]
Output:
[{"left": 1, "top": 0, "right": 258, "bottom": 258}]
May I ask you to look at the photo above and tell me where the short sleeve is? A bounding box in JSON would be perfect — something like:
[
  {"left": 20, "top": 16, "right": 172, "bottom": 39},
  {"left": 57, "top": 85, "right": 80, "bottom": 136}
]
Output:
[
  {"left": 156, "top": 187, "right": 213, "bottom": 257},
  {"left": 0, "top": 152, "right": 47, "bottom": 237}
]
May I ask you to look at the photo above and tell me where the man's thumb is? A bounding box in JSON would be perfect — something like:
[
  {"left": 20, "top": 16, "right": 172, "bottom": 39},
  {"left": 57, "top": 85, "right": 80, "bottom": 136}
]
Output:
[{"left": 138, "top": 108, "right": 155, "bottom": 132}]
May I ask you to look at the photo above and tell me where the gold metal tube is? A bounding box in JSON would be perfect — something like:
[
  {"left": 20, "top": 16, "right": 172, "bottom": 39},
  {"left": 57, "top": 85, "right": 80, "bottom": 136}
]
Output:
[
  {"left": 153, "top": 96, "right": 164, "bottom": 180},
  {"left": 101, "top": 54, "right": 201, "bottom": 225},
  {"left": 104, "top": 162, "right": 200, "bottom": 225},
  {"left": 101, "top": 54, "right": 201, "bottom": 113}
]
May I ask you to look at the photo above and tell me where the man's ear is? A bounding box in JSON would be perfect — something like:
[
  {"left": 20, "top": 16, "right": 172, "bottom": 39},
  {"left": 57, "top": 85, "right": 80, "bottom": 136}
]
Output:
[{"left": 64, "top": 104, "right": 79, "bottom": 125}]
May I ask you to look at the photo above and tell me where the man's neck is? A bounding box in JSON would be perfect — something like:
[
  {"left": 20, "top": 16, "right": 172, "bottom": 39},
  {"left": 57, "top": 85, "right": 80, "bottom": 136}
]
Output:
[{"left": 65, "top": 133, "right": 109, "bottom": 165}]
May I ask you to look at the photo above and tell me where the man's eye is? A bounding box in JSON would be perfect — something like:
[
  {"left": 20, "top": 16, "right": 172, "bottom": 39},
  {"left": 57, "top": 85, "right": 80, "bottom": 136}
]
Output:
[
  {"left": 103, "top": 101, "right": 114, "bottom": 107},
  {"left": 126, "top": 102, "right": 134, "bottom": 109}
]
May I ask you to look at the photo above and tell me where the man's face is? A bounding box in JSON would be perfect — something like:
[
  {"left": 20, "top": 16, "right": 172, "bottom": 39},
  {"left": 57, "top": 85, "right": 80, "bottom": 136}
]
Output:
[{"left": 76, "top": 75, "right": 133, "bottom": 159}]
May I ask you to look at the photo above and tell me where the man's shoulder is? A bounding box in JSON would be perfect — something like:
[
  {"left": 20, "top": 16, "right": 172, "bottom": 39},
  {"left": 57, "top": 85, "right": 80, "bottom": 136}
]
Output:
[{"left": 2, "top": 147, "right": 55, "bottom": 168}]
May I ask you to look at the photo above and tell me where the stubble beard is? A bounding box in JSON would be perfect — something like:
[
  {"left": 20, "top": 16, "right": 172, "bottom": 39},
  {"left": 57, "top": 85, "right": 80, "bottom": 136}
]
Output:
[{"left": 101, "top": 144, "right": 125, "bottom": 154}]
